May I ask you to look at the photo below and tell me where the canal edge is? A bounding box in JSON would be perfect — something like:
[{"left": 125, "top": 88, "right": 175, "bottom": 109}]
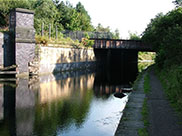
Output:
[{"left": 114, "top": 70, "right": 147, "bottom": 136}]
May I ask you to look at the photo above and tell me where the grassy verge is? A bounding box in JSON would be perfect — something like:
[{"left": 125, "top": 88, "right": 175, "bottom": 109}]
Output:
[
  {"left": 138, "top": 52, "right": 156, "bottom": 72},
  {"left": 155, "top": 65, "right": 182, "bottom": 115},
  {"left": 35, "top": 35, "right": 94, "bottom": 48},
  {"left": 138, "top": 73, "right": 150, "bottom": 136},
  {"left": 143, "top": 73, "right": 150, "bottom": 94}
]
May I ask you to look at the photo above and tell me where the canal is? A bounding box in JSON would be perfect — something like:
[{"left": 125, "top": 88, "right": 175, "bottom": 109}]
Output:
[{"left": 0, "top": 64, "right": 137, "bottom": 136}]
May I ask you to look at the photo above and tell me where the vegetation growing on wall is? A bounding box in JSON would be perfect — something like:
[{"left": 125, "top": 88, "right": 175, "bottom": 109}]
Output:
[{"left": 35, "top": 33, "right": 94, "bottom": 48}]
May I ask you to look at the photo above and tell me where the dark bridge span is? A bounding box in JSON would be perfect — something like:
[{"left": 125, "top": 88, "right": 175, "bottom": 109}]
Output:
[
  {"left": 92, "top": 38, "right": 154, "bottom": 77},
  {"left": 91, "top": 38, "right": 154, "bottom": 52}
]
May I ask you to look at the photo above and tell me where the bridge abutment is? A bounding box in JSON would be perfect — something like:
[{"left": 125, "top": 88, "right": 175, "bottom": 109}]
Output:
[{"left": 94, "top": 49, "right": 138, "bottom": 83}]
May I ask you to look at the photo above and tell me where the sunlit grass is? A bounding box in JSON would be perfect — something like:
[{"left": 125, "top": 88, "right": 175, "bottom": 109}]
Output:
[{"left": 138, "top": 52, "right": 156, "bottom": 72}]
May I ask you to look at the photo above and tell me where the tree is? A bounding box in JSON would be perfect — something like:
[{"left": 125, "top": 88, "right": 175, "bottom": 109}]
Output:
[
  {"left": 142, "top": 8, "right": 182, "bottom": 67},
  {"left": 33, "top": 0, "right": 60, "bottom": 33},
  {"left": 112, "top": 29, "right": 120, "bottom": 39},
  {"left": 0, "top": 0, "right": 32, "bottom": 28},
  {"left": 76, "top": 2, "right": 87, "bottom": 15},
  {"left": 173, "top": 0, "right": 182, "bottom": 7},
  {"left": 56, "top": 1, "right": 93, "bottom": 31},
  {"left": 95, "top": 23, "right": 110, "bottom": 32},
  {"left": 129, "top": 32, "right": 141, "bottom": 40},
  {"left": 0, "top": 0, "right": 94, "bottom": 33},
  {"left": 75, "top": 2, "right": 93, "bottom": 31}
]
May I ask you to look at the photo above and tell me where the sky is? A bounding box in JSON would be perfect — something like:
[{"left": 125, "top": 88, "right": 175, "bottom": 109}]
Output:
[{"left": 67, "top": 0, "right": 175, "bottom": 38}]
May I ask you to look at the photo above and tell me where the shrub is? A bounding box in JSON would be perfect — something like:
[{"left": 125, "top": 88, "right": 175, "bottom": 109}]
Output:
[
  {"left": 35, "top": 35, "right": 49, "bottom": 46},
  {"left": 81, "top": 33, "right": 94, "bottom": 47},
  {"left": 142, "top": 8, "right": 182, "bottom": 68}
]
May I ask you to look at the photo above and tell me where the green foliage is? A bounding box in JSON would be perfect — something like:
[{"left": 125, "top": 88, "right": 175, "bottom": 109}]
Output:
[
  {"left": 138, "top": 52, "right": 155, "bottom": 72},
  {"left": 138, "top": 127, "right": 148, "bottom": 136},
  {"left": 138, "top": 73, "right": 150, "bottom": 136},
  {"left": 142, "top": 8, "right": 182, "bottom": 68},
  {"left": 33, "top": 0, "right": 60, "bottom": 34},
  {"left": 173, "top": 0, "right": 182, "bottom": 7},
  {"left": 138, "top": 52, "right": 156, "bottom": 61},
  {"left": 0, "top": 0, "right": 32, "bottom": 28},
  {"left": 156, "top": 65, "right": 182, "bottom": 114},
  {"left": 56, "top": 1, "right": 93, "bottom": 31},
  {"left": 81, "top": 33, "right": 94, "bottom": 47},
  {"left": 35, "top": 35, "right": 49, "bottom": 45},
  {"left": 95, "top": 23, "right": 111, "bottom": 32},
  {"left": 138, "top": 62, "right": 153, "bottom": 72},
  {"left": 129, "top": 32, "right": 141, "bottom": 40},
  {"left": 112, "top": 29, "right": 120, "bottom": 39},
  {"left": 143, "top": 6, "right": 182, "bottom": 115},
  {"left": 95, "top": 23, "right": 120, "bottom": 39},
  {"left": 0, "top": 0, "right": 93, "bottom": 33},
  {"left": 138, "top": 99, "right": 149, "bottom": 136},
  {"left": 144, "top": 73, "right": 150, "bottom": 94}
]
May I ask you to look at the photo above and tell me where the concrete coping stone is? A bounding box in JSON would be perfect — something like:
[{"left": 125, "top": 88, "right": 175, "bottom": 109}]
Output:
[
  {"left": 16, "top": 39, "right": 35, "bottom": 43},
  {"left": 13, "top": 8, "right": 34, "bottom": 14}
]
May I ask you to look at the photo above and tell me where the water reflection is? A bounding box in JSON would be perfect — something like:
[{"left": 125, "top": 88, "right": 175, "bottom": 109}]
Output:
[{"left": 0, "top": 67, "right": 137, "bottom": 136}]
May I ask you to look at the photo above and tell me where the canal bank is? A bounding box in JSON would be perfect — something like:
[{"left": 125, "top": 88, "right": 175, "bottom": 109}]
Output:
[
  {"left": 29, "top": 45, "right": 97, "bottom": 75},
  {"left": 115, "top": 70, "right": 146, "bottom": 136},
  {"left": 115, "top": 66, "right": 182, "bottom": 136}
]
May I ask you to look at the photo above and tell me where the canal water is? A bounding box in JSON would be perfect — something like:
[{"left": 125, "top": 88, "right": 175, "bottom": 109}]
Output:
[{"left": 0, "top": 66, "right": 137, "bottom": 136}]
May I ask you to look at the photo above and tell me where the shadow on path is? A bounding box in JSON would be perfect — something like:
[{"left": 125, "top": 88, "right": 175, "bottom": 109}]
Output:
[{"left": 148, "top": 69, "right": 182, "bottom": 136}]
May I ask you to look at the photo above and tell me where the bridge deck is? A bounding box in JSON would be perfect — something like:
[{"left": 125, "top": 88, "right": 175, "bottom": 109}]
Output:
[{"left": 91, "top": 38, "right": 154, "bottom": 52}]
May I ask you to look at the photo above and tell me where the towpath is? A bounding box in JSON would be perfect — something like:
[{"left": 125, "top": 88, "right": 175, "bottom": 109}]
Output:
[
  {"left": 148, "top": 69, "right": 182, "bottom": 136},
  {"left": 115, "top": 67, "right": 182, "bottom": 136}
]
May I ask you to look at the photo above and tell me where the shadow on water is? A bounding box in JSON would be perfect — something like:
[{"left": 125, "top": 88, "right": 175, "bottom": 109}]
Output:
[{"left": 0, "top": 59, "right": 138, "bottom": 136}]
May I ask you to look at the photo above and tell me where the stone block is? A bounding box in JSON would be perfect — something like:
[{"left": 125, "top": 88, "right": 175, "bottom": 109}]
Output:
[{"left": 9, "top": 8, "right": 35, "bottom": 75}]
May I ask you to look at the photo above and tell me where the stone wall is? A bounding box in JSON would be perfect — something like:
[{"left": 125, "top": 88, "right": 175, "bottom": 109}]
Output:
[
  {"left": 10, "top": 8, "right": 35, "bottom": 75},
  {"left": 0, "top": 33, "right": 4, "bottom": 68},
  {"left": 0, "top": 32, "right": 15, "bottom": 68},
  {"left": 38, "top": 46, "right": 96, "bottom": 74},
  {"left": 0, "top": 84, "right": 3, "bottom": 120},
  {"left": 1, "top": 8, "right": 97, "bottom": 76}
]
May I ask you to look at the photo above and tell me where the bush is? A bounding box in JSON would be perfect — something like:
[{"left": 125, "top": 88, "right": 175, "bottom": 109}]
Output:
[
  {"left": 142, "top": 7, "right": 182, "bottom": 114},
  {"left": 156, "top": 65, "right": 182, "bottom": 113},
  {"left": 35, "top": 35, "right": 49, "bottom": 46},
  {"left": 142, "top": 8, "right": 182, "bottom": 68},
  {"left": 81, "top": 33, "right": 94, "bottom": 47}
]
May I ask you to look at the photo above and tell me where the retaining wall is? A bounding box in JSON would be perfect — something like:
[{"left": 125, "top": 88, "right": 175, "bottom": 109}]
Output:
[
  {"left": 0, "top": 33, "right": 4, "bottom": 68},
  {"left": 38, "top": 46, "right": 96, "bottom": 74}
]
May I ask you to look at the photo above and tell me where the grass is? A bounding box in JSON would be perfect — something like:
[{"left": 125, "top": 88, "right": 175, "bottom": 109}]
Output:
[
  {"left": 138, "top": 52, "right": 155, "bottom": 72},
  {"left": 138, "top": 127, "right": 148, "bottom": 136},
  {"left": 138, "top": 73, "right": 150, "bottom": 136},
  {"left": 155, "top": 65, "right": 182, "bottom": 115},
  {"left": 138, "top": 52, "right": 156, "bottom": 61},
  {"left": 35, "top": 35, "right": 94, "bottom": 48},
  {"left": 143, "top": 73, "right": 150, "bottom": 94}
]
